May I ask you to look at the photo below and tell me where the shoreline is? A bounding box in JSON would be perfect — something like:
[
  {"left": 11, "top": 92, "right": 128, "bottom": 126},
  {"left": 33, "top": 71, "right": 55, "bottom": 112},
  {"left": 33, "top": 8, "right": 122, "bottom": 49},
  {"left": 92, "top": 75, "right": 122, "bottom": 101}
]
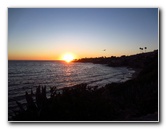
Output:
[
  {"left": 73, "top": 50, "right": 158, "bottom": 82},
  {"left": 9, "top": 50, "right": 158, "bottom": 121},
  {"left": 129, "top": 68, "right": 142, "bottom": 80}
]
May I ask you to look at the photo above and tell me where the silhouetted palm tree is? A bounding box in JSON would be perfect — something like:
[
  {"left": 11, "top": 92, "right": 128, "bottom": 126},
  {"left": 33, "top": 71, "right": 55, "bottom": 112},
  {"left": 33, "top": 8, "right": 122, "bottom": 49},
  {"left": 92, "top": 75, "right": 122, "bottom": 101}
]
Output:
[
  {"left": 144, "top": 47, "right": 147, "bottom": 52},
  {"left": 139, "top": 47, "right": 143, "bottom": 53},
  {"left": 139, "top": 47, "right": 142, "bottom": 53}
]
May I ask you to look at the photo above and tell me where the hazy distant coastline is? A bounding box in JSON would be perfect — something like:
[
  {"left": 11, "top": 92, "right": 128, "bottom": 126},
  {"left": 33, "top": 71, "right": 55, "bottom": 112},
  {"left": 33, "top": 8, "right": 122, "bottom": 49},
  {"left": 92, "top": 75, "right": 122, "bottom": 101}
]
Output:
[{"left": 74, "top": 50, "right": 158, "bottom": 68}]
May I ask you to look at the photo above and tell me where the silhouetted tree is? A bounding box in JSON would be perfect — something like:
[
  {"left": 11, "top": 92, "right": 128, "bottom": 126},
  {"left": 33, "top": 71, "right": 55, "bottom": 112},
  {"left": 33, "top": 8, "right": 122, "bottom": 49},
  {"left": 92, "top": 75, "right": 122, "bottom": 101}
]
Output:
[
  {"left": 139, "top": 47, "right": 143, "bottom": 53},
  {"left": 144, "top": 47, "right": 147, "bottom": 52}
]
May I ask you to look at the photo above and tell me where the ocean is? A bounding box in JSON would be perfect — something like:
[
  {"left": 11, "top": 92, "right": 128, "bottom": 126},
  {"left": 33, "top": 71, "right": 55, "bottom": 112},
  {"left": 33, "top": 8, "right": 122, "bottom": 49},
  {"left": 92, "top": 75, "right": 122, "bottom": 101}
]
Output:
[{"left": 8, "top": 60, "right": 135, "bottom": 119}]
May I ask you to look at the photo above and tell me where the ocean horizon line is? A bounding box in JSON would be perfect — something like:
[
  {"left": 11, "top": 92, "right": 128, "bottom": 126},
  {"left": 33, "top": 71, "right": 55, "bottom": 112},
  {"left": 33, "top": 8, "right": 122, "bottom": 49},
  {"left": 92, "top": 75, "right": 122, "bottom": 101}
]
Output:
[{"left": 8, "top": 59, "right": 64, "bottom": 62}]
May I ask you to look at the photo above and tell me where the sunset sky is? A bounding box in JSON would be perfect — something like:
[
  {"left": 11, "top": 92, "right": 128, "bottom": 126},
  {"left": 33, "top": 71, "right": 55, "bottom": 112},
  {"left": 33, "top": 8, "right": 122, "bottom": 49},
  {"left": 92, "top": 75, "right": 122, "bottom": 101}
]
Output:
[{"left": 8, "top": 8, "right": 158, "bottom": 60}]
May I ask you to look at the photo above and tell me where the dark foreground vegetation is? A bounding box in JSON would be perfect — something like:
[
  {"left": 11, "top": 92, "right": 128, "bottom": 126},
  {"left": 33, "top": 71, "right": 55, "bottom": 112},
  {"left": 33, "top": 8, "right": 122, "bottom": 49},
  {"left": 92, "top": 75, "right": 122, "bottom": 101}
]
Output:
[{"left": 11, "top": 50, "right": 158, "bottom": 121}]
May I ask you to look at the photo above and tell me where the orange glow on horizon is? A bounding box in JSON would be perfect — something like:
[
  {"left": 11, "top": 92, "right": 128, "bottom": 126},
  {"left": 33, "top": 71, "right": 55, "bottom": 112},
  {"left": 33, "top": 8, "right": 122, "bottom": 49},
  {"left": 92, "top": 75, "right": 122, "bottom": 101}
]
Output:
[
  {"left": 62, "top": 53, "right": 75, "bottom": 63},
  {"left": 8, "top": 49, "right": 132, "bottom": 61}
]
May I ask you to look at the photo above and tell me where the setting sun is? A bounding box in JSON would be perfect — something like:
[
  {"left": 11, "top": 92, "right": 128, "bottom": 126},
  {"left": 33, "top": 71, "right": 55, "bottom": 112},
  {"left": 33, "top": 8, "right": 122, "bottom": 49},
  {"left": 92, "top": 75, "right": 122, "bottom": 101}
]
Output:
[{"left": 62, "top": 53, "right": 75, "bottom": 62}]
